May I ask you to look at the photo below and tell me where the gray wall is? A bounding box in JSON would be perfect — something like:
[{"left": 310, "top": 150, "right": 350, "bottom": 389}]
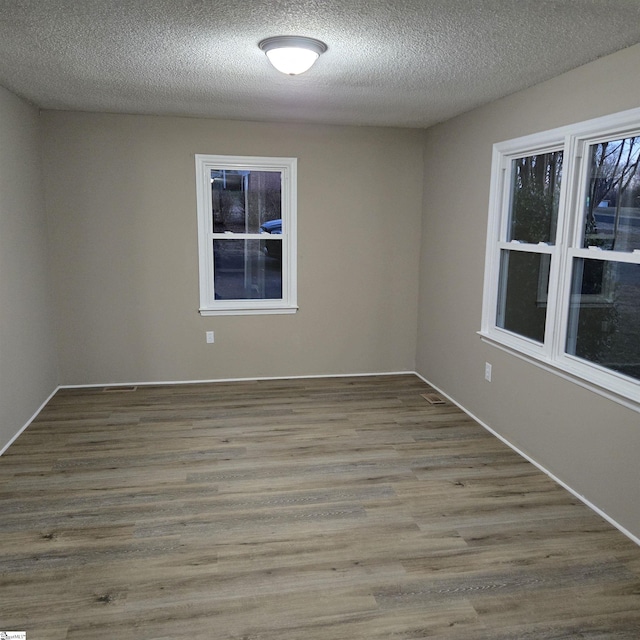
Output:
[
  {"left": 416, "top": 43, "right": 640, "bottom": 537},
  {"left": 0, "top": 87, "right": 58, "bottom": 451},
  {"left": 42, "top": 113, "right": 423, "bottom": 385}
]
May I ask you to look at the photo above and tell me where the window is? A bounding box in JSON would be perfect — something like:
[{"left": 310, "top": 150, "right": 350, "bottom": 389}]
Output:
[
  {"left": 195, "top": 154, "right": 297, "bottom": 315},
  {"left": 481, "top": 108, "right": 640, "bottom": 407}
]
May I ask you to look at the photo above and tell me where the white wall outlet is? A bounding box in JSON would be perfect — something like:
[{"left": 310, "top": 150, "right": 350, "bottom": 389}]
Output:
[
  {"left": 484, "top": 362, "right": 492, "bottom": 382},
  {"left": 206, "top": 331, "right": 215, "bottom": 344}
]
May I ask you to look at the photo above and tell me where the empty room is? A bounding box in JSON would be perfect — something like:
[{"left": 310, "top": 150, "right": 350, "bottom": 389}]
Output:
[{"left": 1, "top": 2, "right": 640, "bottom": 638}]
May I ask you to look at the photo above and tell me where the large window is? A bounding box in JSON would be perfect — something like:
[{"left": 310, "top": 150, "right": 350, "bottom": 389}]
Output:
[
  {"left": 195, "top": 154, "right": 297, "bottom": 315},
  {"left": 481, "top": 108, "right": 640, "bottom": 407}
]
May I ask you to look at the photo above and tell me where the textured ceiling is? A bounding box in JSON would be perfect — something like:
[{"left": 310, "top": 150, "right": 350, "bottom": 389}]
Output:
[{"left": 1, "top": 0, "right": 640, "bottom": 128}]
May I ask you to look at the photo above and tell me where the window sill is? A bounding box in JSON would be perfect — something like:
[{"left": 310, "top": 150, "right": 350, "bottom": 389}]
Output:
[
  {"left": 199, "top": 305, "right": 298, "bottom": 317},
  {"left": 478, "top": 331, "right": 640, "bottom": 413}
]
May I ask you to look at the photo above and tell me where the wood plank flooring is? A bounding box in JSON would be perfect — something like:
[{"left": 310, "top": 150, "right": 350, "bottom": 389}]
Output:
[{"left": 1, "top": 374, "right": 640, "bottom": 639}]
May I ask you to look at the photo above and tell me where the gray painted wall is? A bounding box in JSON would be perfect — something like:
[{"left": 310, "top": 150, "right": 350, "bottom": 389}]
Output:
[
  {"left": 41, "top": 113, "right": 423, "bottom": 385},
  {"left": 416, "top": 43, "right": 640, "bottom": 537},
  {"left": 0, "top": 86, "right": 58, "bottom": 451}
]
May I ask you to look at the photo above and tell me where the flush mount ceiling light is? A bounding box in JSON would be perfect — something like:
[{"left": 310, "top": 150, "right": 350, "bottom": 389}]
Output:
[{"left": 258, "top": 35, "right": 327, "bottom": 75}]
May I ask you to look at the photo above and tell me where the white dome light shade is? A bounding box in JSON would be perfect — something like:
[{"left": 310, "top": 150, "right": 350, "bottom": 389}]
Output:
[
  {"left": 259, "top": 36, "right": 327, "bottom": 75},
  {"left": 266, "top": 47, "right": 319, "bottom": 75}
]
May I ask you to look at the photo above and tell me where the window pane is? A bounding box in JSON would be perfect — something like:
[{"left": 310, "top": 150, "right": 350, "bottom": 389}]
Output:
[
  {"left": 566, "top": 258, "right": 640, "bottom": 381},
  {"left": 497, "top": 250, "right": 550, "bottom": 343},
  {"left": 583, "top": 136, "right": 640, "bottom": 251},
  {"left": 213, "top": 239, "right": 282, "bottom": 300},
  {"left": 211, "top": 170, "right": 282, "bottom": 233},
  {"left": 508, "top": 151, "right": 563, "bottom": 244}
]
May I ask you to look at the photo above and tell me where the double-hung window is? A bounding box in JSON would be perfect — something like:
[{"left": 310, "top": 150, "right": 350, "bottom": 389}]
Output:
[
  {"left": 195, "top": 154, "right": 297, "bottom": 315},
  {"left": 481, "top": 107, "right": 640, "bottom": 407}
]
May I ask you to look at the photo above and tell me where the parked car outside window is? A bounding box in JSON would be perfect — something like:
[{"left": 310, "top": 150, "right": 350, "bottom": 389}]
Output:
[{"left": 260, "top": 218, "right": 282, "bottom": 259}]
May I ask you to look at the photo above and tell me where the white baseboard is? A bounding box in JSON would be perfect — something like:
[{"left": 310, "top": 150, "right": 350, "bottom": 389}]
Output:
[
  {"left": 59, "top": 370, "right": 416, "bottom": 389},
  {"left": 413, "top": 371, "right": 640, "bottom": 548}
]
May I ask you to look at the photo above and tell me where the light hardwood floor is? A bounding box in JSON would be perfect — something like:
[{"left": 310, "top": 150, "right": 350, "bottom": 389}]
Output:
[{"left": 1, "top": 375, "right": 639, "bottom": 639}]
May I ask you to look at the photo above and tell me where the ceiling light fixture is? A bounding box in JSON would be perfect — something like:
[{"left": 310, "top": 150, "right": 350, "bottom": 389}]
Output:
[{"left": 258, "top": 36, "right": 327, "bottom": 75}]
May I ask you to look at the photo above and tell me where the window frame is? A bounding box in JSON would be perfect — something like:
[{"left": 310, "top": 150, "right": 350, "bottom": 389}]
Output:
[
  {"left": 481, "top": 107, "right": 640, "bottom": 409},
  {"left": 195, "top": 154, "right": 298, "bottom": 316}
]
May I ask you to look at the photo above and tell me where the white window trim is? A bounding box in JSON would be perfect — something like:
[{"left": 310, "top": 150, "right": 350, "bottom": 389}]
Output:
[
  {"left": 195, "top": 154, "right": 298, "bottom": 316},
  {"left": 480, "top": 107, "right": 640, "bottom": 411}
]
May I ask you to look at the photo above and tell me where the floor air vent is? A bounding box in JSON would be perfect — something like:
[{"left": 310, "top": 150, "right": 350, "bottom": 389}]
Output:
[
  {"left": 421, "top": 392, "right": 446, "bottom": 405},
  {"left": 102, "top": 386, "right": 138, "bottom": 393}
]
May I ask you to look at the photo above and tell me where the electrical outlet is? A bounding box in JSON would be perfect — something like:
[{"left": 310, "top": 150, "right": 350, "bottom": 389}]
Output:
[
  {"left": 484, "top": 362, "right": 492, "bottom": 382},
  {"left": 206, "top": 331, "right": 215, "bottom": 344}
]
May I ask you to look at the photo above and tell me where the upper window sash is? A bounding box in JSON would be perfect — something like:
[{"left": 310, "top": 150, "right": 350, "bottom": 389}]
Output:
[{"left": 570, "top": 134, "right": 640, "bottom": 253}]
